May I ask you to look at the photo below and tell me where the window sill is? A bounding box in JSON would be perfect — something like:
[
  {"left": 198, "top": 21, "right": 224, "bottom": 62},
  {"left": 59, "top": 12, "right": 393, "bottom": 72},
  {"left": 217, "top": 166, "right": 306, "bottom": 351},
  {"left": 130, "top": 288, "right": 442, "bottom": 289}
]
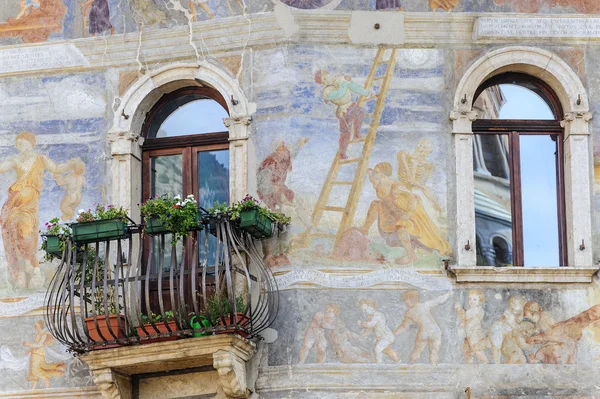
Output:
[{"left": 449, "top": 266, "right": 599, "bottom": 283}]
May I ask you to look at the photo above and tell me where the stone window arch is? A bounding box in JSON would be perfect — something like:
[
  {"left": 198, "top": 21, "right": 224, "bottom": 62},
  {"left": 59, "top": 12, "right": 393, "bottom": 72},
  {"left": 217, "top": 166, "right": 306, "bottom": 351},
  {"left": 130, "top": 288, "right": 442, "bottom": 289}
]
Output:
[
  {"left": 107, "top": 62, "right": 255, "bottom": 223},
  {"left": 449, "top": 46, "right": 597, "bottom": 282}
]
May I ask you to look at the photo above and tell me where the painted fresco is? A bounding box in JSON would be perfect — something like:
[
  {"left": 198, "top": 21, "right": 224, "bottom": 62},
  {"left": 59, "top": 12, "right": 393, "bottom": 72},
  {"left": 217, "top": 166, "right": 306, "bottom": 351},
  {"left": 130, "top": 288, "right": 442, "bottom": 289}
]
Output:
[
  {"left": 1, "top": 0, "right": 599, "bottom": 44},
  {"left": 268, "top": 287, "right": 600, "bottom": 366},
  {"left": 0, "top": 73, "right": 105, "bottom": 294},
  {"left": 0, "top": 317, "right": 92, "bottom": 391},
  {"left": 253, "top": 47, "right": 449, "bottom": 270},
  {"left": 0, "top": 73, "right": 104, "bottom": 395}
]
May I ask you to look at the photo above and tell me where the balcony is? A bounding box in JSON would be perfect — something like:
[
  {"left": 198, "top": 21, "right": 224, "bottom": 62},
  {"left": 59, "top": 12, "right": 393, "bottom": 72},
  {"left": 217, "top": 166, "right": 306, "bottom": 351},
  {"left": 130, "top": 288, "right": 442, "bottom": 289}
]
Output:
[{"left": 44, "top": 216, "right": 279, "bottom": 398}]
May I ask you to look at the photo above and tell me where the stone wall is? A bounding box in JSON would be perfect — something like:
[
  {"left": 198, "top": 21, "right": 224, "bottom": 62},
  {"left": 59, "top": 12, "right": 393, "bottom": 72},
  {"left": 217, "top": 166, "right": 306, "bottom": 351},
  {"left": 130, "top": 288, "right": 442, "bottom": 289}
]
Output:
[{"left": 0, "top": 5, "right": 599, "bottom": 398}]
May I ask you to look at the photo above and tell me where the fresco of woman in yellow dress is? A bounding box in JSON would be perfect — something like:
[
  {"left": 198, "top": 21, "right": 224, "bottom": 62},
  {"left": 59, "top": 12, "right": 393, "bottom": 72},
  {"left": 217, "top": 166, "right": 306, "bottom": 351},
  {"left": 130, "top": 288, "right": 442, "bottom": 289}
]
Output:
[
  {"left": 0, "top": 132, "right": 79, "bottom": 290},
  {"left": 23, "top": 320, "right": 66, "bottom": 390}
]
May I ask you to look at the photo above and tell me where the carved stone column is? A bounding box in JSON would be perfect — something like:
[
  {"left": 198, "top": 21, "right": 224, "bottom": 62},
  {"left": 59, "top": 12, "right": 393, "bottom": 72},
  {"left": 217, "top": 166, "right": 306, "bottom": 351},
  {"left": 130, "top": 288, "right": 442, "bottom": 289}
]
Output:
[
  {"left": 224, "top": 115, "right": 252, "bottom": 201},
  {"left": 561, "top": 111, "right": 593, "bottom": 267},
  {"left": 108, "top": 129, "right": 144, "bottom": 223},
  {"left": 450, "top": 110, "right": 478, "bottom": 267}
]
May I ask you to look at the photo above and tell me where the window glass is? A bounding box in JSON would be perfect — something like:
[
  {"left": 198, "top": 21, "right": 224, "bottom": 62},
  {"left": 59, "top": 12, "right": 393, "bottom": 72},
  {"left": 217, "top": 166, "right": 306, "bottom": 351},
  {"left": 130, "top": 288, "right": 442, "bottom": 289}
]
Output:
[
  {"left": 474, "top": 84, "right": 555, "bottom": 120},
  {"left": 520, "top": 135, "right": 560, "bottom": 267},
  {"left": 198, "top": 150, "right": 230, "bottom": 267},
  {"left": 149, "top": 154, "right": 183, "bottom": 273},
  {"left": 474, "top": 134, "right": 513, "bottom": 267},
  {"left": 153, "top": 98, "right": 228, "bottom": 138}
]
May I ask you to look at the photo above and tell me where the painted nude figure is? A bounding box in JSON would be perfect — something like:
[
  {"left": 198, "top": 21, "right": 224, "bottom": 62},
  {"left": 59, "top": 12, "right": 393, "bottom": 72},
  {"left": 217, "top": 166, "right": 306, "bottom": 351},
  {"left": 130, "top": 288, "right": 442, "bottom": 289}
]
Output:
[
  {"left": 53, "top": 158, "right": 86, "bottom": 221},
  {"left": 330, "top": 321, "right": 372, "bottom": 363},
  {"left": 489, "top": 295, "right": 526, "bottom": 364},
  {"left": 189, "top": 0, "right": 214, "bottom": 21},
  {"left": 394, "top": 290, "right": 451, "bottom": 366},
  {"left": 526, "top": 304, "right": 600, "bottom": 364},
  {"left": 358, "top": 298, "right": 400, "bottom": 364},
  {"left": 0, "top": 132, "right": 72, "bottom": 289},
  {"left": 314, "top": 69, "right": 370, "bottom": 159},
  {"left": 15, "top": 0, "right": 40, "bottom": 19},
  {"left": 455, "top": 289, "right": 489, "bottom": 363},
  {"left": 23, "top": 320, "right": 66, "bottom": 390},
  {"left": 299, "top": 304, "right": 339, "bottom": 364}
]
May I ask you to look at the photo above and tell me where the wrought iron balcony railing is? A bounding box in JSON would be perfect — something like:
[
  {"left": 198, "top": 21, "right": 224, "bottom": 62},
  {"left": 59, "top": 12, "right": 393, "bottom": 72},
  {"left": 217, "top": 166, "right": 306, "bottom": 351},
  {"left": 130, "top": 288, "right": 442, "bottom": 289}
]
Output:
[{"left": 45, "top": 218, "right": 279, "bottom": 353}]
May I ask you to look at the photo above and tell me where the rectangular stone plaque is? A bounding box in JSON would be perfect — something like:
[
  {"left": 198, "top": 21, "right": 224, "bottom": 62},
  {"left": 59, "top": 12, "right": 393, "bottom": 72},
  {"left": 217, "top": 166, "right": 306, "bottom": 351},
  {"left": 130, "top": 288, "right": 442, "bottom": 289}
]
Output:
[
  {"left": 475, "top": 17, "right": 600, "bottom": 39},
  {"left": 0, "top": 43, "right": 89, "bottom": 74}
]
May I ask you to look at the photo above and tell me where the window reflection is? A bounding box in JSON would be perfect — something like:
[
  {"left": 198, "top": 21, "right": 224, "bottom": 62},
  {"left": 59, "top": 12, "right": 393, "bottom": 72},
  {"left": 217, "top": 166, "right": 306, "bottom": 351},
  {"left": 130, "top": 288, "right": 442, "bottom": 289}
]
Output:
[
  {"left": 149, "top": 154, "right": 183, "bottom": 273},
  {"left": 198, "top": 150, "right": 230, "bottom": 267},
  {"left": 473, "top": 134, "right": 513, "bottom": 267}
]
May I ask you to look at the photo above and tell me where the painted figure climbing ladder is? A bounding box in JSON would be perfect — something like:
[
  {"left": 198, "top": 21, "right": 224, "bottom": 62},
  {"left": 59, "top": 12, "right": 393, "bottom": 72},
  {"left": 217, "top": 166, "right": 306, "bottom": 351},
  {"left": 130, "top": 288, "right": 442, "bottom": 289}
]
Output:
[{"left": 299, "top": 47, "right": 397, "bottom": 251}]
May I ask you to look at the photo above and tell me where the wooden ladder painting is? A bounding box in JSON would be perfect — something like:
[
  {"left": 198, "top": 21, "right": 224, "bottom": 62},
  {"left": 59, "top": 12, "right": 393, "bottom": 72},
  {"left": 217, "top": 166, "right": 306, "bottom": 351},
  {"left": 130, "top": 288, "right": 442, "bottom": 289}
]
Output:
[{"left": 298, "top": 47, "right": 397, "bottom": 251}]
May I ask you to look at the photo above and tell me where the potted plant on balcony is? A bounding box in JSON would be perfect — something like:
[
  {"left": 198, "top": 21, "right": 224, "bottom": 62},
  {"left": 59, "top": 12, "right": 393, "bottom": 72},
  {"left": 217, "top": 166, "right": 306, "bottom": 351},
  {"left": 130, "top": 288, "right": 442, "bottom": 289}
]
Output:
[
  {"left": 137, "top": 310, "right": 179, "bottom": 343},
  {"left": 140, "top": 194, "right": 199, "bottom": 244},
  {"left": 76, "top": 250, "right": 125, "bottom": 347},
  {"left": 71, "top": 205, "right": 129, "bottom": 244},
  {"left": 207, "top": 194, "right": 291, "bottom": 239},
  {"left": 208, "top": 293, "right": 249, "bottom": 337},
  {"left": 40, "top": 217, "right": 70, "bottom": 258}
]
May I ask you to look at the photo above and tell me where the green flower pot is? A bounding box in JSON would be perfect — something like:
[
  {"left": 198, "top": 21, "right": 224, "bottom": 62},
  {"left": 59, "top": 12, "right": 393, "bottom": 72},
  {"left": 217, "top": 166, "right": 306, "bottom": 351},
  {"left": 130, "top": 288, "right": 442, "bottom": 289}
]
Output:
[
  {"left": 239, "top": 209, "right": 273, "bottom": 239},
  {"left": 72, "top": 219, "right": 129, "bottom": 243},
  {"left": 144, "top": 217, "right": 169, "bottom": 235},
  {"left": 44, "top": 235, "right": 62, "bottom": 256}
]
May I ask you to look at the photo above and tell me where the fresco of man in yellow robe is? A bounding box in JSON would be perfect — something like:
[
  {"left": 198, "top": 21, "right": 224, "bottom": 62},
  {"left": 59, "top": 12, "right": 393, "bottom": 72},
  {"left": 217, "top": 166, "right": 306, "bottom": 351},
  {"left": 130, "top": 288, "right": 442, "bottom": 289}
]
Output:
[{"left": 360, "top": 138, "right": 451, "bottom": 264}]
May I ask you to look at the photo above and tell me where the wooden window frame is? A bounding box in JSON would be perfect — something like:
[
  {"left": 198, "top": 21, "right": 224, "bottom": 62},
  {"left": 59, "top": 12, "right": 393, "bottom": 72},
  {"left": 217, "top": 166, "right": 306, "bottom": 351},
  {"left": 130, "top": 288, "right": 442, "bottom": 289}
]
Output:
[
  {"left": 140, "top": 86, "right": 231, "bottom": 299},
  {"left": 472, "top": 73, "right": 566, "bottom": 267}
]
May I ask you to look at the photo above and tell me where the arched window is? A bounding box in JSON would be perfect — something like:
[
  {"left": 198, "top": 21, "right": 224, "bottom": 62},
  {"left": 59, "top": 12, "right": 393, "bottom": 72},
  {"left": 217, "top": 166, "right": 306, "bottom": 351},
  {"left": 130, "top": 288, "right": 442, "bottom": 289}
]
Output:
[
  {"left": 141, "top": 86, "right": 230, "bottom": 271},
  {"left": 472, "top": 73, "right": 565, "bottom": 267}
]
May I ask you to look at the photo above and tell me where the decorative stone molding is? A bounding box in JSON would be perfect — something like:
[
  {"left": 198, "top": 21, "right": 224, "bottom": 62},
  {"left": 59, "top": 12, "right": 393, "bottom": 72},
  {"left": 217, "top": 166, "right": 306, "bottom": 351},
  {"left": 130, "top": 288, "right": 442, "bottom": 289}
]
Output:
[
  {"left": 256, "top": 364, "right": 600, "bottom": 394},
  {"left": 213, "top": 349, "right": 251, "bottom": 398},
  {"left": 81, "top": 335, "right": 256, "bottom": 399},
  {"left": 449, "top": 110, "right": 478, "bottom": 134},
  {"left": 449, "top": 266, "right": 599, "bottom": 283},
  {"left": 450, "top": 46, "right": 594, "bottom": 278},
  {"left": 561, "top": 111, "right": 593, "bottom": 138},
  {"left": 91, "top": 368, "right": 122, "bottom": 399}
]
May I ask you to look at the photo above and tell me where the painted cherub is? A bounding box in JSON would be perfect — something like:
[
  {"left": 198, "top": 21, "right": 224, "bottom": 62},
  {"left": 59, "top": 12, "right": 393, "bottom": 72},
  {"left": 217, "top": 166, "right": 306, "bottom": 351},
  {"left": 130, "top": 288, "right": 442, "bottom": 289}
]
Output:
[
  {"left": 358, "top": 298, "right": 400, "bottom": 364},
  {"left": 329, "top": 321, "right": 372, "bottom": 363},
  {"left": 53, "top": 158, "right": 86, "bottom": 221},
  {"left": 15, "top": 0, "right": 41, "bottom": 20},
  {"left": 299, "top": 303, "right": 339, "bottom": 364},
  {"left": 394, "top": 290, "right": 451, "bottom": 366},
  {"left": 455, "top": 289, "right": 490, "bottom": 363}
]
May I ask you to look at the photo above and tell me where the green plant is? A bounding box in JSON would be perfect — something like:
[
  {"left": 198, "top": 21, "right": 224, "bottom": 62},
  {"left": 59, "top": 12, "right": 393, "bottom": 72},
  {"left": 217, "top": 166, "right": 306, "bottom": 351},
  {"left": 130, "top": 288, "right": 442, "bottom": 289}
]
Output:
[
  {"left": 141, "top": 310, "right": 175, "bottom": 324},
  {"left": 206, "top": 194, "right": 291, "bottom": 225},
  {"left": 207, "top": 293, "right": 247, "bottom": 325},
  {"left": 74, "top": 247, "right": 123, "bottom": 316},
  {"left": 141, "top": 194, "right": 199, "bottom": 245},
  {"left": 76, "top": 204, "right": 128, "bottom": 223},
  {"left": 39, "top": 217, "right": 71, "bottom": 260}
]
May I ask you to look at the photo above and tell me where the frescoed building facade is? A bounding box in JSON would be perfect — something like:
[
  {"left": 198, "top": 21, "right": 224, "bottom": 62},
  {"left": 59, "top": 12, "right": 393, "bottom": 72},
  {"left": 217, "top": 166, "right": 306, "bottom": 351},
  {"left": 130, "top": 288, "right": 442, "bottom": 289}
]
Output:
[{"left": 1, "top": 0, "right": 600, "bottom": 398}]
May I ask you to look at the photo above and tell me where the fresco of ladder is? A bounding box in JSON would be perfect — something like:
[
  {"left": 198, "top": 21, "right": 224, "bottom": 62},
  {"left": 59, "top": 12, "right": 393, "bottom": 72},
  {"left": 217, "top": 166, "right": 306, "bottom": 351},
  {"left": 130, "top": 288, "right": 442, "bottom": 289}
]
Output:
[{"left": 296, "top": 48, "right": 397, "bottom": 254}]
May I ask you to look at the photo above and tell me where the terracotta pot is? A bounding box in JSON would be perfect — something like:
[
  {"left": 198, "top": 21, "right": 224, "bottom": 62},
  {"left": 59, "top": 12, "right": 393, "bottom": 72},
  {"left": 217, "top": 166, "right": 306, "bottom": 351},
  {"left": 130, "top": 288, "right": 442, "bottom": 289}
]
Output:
[
  {"left": 216, "top": 313, "right": 250, "bottom": 338},
  {"left": 85, "top": 315, "right": 125, "bottom": 349},
  {"left": 137, "top": 321, "right": 178, "bottom": 344}
]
